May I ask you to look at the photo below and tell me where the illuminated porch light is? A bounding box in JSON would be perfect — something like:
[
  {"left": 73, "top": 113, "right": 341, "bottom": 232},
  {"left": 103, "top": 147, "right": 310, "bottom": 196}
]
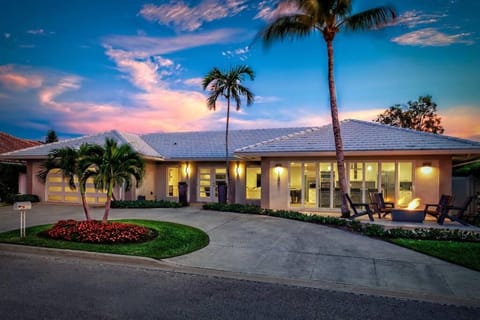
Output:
[
  {"left": 274, "top": 164, "right": 283, "bottom": 187},
  {"left": 421, "top": 162, "right": 432, "bottom": 174}
]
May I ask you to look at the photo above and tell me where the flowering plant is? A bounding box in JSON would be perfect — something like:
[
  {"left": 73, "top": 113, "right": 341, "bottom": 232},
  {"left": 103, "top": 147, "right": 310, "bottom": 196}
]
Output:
[{"left": 45, "top": 220, "right": 156, "bottom": 244}]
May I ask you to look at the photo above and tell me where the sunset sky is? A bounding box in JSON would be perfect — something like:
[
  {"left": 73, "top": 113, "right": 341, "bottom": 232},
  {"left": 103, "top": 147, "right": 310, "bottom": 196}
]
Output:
[{"left": 1, "top": 0, "right": 479, "bottom": 141}]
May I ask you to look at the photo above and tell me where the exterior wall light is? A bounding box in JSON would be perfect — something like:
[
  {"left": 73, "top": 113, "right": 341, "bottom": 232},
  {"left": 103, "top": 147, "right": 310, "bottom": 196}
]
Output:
[
  {"left": 235, "top": 162, "right": 241, "bottom": 178},
  {"left": 184, "top": 163, "right": 190, "bottom": 178},
  {"left": 421, "top": 162, "right": 432, "bottom": 174},
  {"left": 274, "top": 164, "right": 283, "bottom": 187}
]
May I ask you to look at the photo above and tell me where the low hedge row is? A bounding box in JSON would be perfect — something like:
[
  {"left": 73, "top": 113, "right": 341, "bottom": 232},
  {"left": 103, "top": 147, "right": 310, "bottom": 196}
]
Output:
[
  {"left": 2, "top": 194, "right": 40, "bottom": 204},
  {"left": 111, "top": 200, "right": 185, "bottom": 209},
  {"left": 203, "top": 203, "right": 480, "bottom": 242}
]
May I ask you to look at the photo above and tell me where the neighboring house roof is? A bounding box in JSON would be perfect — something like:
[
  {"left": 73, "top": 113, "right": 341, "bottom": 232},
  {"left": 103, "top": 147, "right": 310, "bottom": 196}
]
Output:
[
  {"left": 0, "top": 132, "right": 42, "bottom": 154},
  {"left": 2, "top": 120, "right": 480, "bottom": 161},
  {"left": 0, "top": 130, "right": 163, "bottom": 160},
  {"left": 141, "top": 127, "right": 308, "bottom": 160},
  {"left": 235, "top": 119, "right": 480, "bottom": 157}
]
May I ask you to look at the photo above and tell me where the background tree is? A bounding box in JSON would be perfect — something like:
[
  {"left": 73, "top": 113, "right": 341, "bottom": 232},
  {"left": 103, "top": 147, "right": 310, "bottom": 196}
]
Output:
[
  {"left": 375, "top": 95, "right": 444, "bottom": 134},
  {"left": 45, "top": 129, "right": 59, "bottom": 144},
  {"left": 202, "top": 65, "right": 255, "bottom": 204},
  {"left": 259, "top": 0, "right": 396, "bottom": 217},
  {"left": 92, "top": 138, "right": 145, "bottom": 222},
  {"left": 38, "top": 143, "right": 102, "bottom": 220}
]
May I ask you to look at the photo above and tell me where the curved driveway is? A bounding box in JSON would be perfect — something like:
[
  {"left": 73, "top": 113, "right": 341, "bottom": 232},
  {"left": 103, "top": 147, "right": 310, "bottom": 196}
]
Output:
[{"left": 0, "top": 204, "right": 479, "bottom": 306}]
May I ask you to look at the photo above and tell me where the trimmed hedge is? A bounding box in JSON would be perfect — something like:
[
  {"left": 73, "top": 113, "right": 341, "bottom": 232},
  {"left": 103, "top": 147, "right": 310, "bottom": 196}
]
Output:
[
  {"left": 111, "top": 200, "right": 185, "bottom": 209},
  {"left": 203, "top": 203, "right": 480, "bottom": 242},
  {"left": 5, "top": 194, "right": 40, "bottom": 203}
]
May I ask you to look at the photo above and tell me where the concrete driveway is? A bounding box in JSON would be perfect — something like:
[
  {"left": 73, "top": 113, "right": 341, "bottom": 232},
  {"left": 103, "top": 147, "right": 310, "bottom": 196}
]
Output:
[{"left": 0, "top": 203, "right": 479, "bottom": 306}]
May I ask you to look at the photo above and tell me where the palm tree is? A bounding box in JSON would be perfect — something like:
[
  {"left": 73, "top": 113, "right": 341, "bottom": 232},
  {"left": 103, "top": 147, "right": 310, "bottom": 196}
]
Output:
[
  {"left": 38, "top": 143, "right": 102, "bottom": 220},
  {"left": 259, "top": 0, "right": 396, "bottom": 217},
  {"left": 92, "top": 138, "right": 145, "bottom": 223},
  {"left": 202, "top": 65, "right": 255, "bottom": 203}
]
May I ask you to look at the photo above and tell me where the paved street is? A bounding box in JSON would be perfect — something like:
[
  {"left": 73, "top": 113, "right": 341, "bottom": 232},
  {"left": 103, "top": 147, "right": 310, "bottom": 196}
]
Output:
[
  {"left": 1, "top": 251, "right": 478, "bottom": 320},
  {"left": 0, "top": 204, "right": 479, "bottom": 308}
]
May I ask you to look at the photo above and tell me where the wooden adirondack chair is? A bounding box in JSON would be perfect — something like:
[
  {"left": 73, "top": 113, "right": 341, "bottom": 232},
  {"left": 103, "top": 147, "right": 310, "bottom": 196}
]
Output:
[
  {"left": 438, "top": 195, "right": 476, "bottom": 226},
  {"left": 424, "top": 194, "right": 452, "bottom": 219},
  {"left": 346, "top": 193, "right": 374, "bottom": 222}
]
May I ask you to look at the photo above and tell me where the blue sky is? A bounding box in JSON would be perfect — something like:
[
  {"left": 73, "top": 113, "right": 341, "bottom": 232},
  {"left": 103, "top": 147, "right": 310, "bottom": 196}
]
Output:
[{"left": 1, "top": 0, "right": 479, "bottom": 141}]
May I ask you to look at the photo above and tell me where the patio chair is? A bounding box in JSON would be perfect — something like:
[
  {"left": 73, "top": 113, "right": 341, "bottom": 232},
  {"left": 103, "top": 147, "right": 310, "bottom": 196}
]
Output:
[
  {"left": 424, "top": 194, "right": 452, "bottom": 219},
  {"left": 369, "top": 192, "right": 394, "bottom": 218},
  {"left": 437, "top": 195, "right": 476, "bottom": 226},
  {"left": 346, "top": 193, "right": 374, "bottom": 221}
]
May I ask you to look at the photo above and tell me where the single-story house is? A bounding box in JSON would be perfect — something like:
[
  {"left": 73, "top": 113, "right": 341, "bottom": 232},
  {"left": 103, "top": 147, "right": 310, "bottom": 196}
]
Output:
[{"left": 1, "top": 119, "right": 479, "bottom": 212}]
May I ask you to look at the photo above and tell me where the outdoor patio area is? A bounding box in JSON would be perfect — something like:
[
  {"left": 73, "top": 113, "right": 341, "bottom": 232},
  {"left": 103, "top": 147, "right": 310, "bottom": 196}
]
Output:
[{"left": 301, "top": 210, "right": 480, "bottom": 232}]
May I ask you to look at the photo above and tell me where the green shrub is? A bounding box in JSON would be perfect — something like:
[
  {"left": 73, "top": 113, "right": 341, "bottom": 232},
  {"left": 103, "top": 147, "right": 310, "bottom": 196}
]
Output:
[
  {"left": 203, "top": 203, "right": 480, "bottom": 242},
  {"left": 111, "top": 200, "right": 185, "bottom": 209},
  {"left": 9, "top": 194, "right": 40, "bottom": 203}
]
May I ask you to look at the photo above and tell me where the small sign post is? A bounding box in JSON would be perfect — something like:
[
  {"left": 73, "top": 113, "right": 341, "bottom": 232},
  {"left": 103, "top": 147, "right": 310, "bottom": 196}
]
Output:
[{"left": 13, "top": 201, "right": 32, "bottom": 238}]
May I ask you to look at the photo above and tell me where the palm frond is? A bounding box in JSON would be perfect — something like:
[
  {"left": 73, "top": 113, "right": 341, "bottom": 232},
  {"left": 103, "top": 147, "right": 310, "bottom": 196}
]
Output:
[
  {"left": 259, "top": 14, "right": 315, "bottom": 47},
  {"left": 343, "top": 6, "right": 396, "bottom": 31}
]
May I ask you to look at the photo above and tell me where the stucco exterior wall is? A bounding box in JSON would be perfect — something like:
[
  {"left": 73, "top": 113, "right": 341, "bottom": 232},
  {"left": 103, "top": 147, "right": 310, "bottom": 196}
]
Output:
[
  {"left": 27, "top": 160, "right": 46, "bottom": 201},
  {"left": 135, "top": 161, "right": 157, "bottom": 201}
]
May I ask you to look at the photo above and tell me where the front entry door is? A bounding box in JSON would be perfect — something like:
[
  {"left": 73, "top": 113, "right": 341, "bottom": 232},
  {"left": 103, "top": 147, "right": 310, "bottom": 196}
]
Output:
[{"left": 198, "top": 167, "right": 226, "bottom": 202}]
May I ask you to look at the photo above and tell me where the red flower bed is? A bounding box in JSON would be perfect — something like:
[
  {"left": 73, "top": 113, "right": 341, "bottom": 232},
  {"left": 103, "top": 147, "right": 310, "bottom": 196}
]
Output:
[{"left": 44, "top": 220, "right": 156, "bottom": 244}]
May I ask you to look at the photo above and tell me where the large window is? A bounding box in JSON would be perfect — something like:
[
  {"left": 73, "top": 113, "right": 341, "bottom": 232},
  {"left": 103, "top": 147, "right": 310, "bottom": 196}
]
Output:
[
  {"left": 246, "top": 167, "right": 261, "bottom": 199},
  {"left": 286, "top": 161, "right": 412, "bottom": 210}
]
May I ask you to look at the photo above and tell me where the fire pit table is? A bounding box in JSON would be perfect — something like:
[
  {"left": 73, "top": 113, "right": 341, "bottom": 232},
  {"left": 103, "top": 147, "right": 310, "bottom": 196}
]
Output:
[{"left": 391, "top": 209, "right": 425, "bottom": 222}]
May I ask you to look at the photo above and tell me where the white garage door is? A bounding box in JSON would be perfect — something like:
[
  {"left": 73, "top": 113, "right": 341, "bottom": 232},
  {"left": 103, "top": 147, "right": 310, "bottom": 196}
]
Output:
[{"left": 46, "top": 169, "right": 107, "bottom": 204}]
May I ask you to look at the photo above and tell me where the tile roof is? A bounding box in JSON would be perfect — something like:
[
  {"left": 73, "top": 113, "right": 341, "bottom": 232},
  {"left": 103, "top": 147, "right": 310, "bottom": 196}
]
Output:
[
  {"left": 141, "top": 127, "right": 308, "bottom": 160},
  {"left": 1, "top": 130, "right": 163, "bottom": 159},
  {"left": 0, "top": 132, "right": 42, "bottom": 154},
  {"left": 2, "top": 120, "right": 479, "bottom": 161},
  {"left": 235, "top": 119, "right": 480, "bottom": 154}
]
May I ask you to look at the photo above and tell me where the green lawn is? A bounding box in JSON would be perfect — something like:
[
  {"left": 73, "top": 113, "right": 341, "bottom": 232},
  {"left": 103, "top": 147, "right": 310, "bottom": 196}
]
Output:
[
  {"left": 390, "top": 239, "right": 480, "bottom": 271},
  {"left": 0, "top": 219, "right": 209, "bottom": 259}
]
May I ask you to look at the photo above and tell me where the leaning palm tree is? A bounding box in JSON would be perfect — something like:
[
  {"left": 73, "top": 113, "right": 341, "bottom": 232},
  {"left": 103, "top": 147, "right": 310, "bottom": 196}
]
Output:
[
  {"left": 202, "top": 65, "right": 255, "bottom": 203},
  {"left": 259, "top": 0, "right": 396, "bottom": 217},
  {"left": 38, "top": 143, "right": 102, "bottom": 221},
  {"left": 92, "top": 138, "right": 145, "bottom": 223}
]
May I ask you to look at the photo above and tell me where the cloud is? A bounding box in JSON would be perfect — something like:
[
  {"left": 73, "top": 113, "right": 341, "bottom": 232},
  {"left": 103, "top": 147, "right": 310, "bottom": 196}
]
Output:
[
  {"left": 391, "top": 10, "right": 446, "bottom": 28},
  {"left": 183, "top": 77, "right": 203, "bottom": 87},
  {"left": 104, "top": 29, "right": 249, "bottom": 57},
  {"left": 0, "top": 65, "right": 43, "bottom": 90},
  {"left": 4, "top": 33, "right": 11, "bottom": 39},
  {"left": 222, "top": 45, "right": 250, "bottom": 61},
  {"left": 38, "top": 76, "right": 82, "bottom": 112},
  {"left": 254, "top": 95, "right": 282, "bottom": 104},
  {"left": 392, "top": 28, "right": 473, "bottom": 46},
  {"left": 139, "top": 0, "right": 249, "bottom": 32},
  {"left": 442, "top": 106, "right": 480, "bottom": 139},
  {"left": 27, "top": 29, "right": 45, "bottom": 35},
  {"left": 254, "top": 0, "right": 300, "bottom": 21}
]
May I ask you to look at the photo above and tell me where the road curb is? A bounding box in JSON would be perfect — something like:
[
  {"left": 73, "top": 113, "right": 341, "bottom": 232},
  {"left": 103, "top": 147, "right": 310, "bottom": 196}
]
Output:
[{"left": 1, "top": 243, "right": 479, "bottom": 308}]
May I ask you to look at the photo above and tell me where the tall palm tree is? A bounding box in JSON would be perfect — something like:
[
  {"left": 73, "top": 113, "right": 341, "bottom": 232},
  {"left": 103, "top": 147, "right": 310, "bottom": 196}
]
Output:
[
  {"left": 202, "top": 65, "right": 255, "bottom": 203},
  {"left": 92, "top": 138, "right": 145, "bottom": 223},
  {"left": 38, "top": 143, "right": 102, "bottom": 221},
  {"left": 259, "top": 0, "right": 396, "bottom": 217}
]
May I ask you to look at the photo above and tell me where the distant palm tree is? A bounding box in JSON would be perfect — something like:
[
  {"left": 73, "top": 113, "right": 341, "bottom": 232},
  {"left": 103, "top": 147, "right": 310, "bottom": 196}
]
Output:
[
  {"left": 259, "top": 0, "right": 396, "bottom": 217},
  {"left": 92, "top": 138, "right": 145, "bottom": 223},
  {"left": 38, "top": 143, "right": 102, "bottom": 220},
  {"left": 202, "top": 65, "right": 255, "bottom": 203}
]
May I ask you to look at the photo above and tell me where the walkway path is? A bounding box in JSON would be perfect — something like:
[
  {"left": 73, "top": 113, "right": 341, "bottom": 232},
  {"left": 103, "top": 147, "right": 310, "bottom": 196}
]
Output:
[{"left": 0, "top": 204, "right": 479, "bottom": 306}]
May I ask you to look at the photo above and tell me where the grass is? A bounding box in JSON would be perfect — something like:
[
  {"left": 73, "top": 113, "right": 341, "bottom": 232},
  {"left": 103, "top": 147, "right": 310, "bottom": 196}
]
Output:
[
  {"left": 0, "top": 219, "right": 209, "bottom": 259},
  {"left": 390, "top": 238, "right": 480, "bottom": 271}
]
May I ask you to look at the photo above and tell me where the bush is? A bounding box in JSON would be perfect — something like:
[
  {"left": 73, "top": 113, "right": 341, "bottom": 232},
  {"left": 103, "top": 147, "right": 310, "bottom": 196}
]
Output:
[
  {"left": 111, "top": 200, "right": 185, "bottom": 208},
  {"left": 41, "top": 219, "right": 157, "bottom": 244},
  {"left": 203, "top": 203, "right": 480, "bottom": 242},
  {"left": 3, "top": 193, "right": 40, "bottom": 204}
]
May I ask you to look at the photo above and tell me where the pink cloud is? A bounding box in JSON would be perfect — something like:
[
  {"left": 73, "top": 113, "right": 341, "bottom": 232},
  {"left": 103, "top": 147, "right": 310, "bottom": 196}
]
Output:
[
  {"left": 38, "top": 76, "right": 82, "bottom": 111},
  {"left": 442, "top": 106, "right": 480, "bottom": 139},
  {"left": 0, "top": 65, "right": 43, "bottom": 90}
]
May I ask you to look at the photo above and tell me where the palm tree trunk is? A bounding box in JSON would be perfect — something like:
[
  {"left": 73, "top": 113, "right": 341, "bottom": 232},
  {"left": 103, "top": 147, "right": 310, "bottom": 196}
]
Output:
[
  {"left": 80, "top": 192, "right": 91, "bottom": 221},
  {"left": 102, "top": 181, "right": 114, "bottom": 223},
  {"left": 326, "top": 39, "right": 349, "bottom": 217},
  {"left": 225, "top": 96, "right": 231, "bottom": 204}
]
